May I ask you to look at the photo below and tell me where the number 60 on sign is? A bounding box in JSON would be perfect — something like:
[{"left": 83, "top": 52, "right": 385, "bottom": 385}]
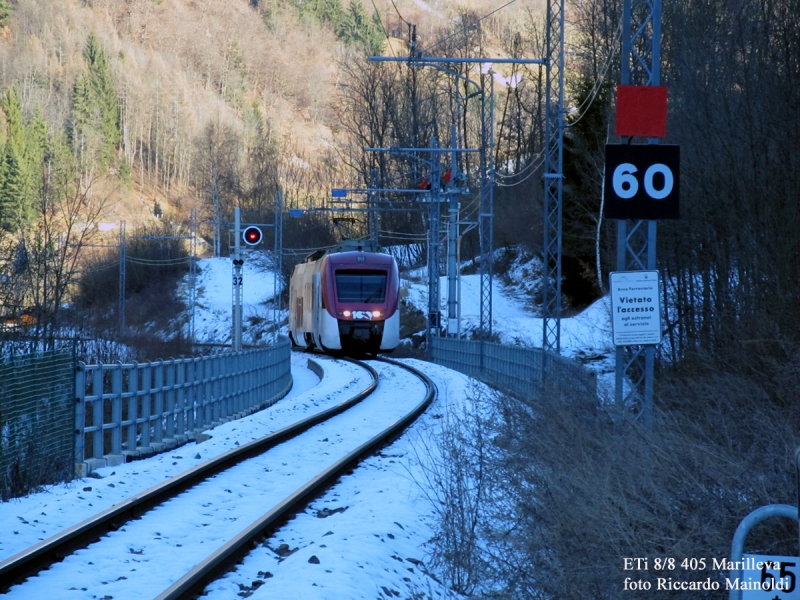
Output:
[{"left": 603, "top": 144, "right": 680, "bottom": 220}]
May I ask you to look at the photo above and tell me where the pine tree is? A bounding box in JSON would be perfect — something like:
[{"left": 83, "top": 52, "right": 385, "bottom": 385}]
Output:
[
  {"left": 28, "top": 109, "right": 49, "bottom": 170},
  {"left": 302, "top": 0, "right": 344, "bottom": 28},
  {"left": 71, "top": 34, "right": 120, "bottom": 170},
  {"left": 0, "top": 149, "right": 9, "bottom": 229},
  {"left": 2, "top": 87, "right": 25, "bottom": 159},
  {"left": 338, "top": 0, "right": 383, "bottom": 54},
  {"left": 0, "top": 87, "right": 36, "bottom": 229},
  {"left": 0, "top": 146, "right": 24, "bottom": 229},
  {"left": 0, "top": 0, "right": 11, "bottom": 28},
  {"left": 368, "top": 11, "right": 385, "bottom": 55}
]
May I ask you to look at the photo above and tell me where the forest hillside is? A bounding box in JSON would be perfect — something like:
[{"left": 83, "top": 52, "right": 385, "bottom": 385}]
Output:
[{"left": 0, "top": 0, "right": 529, "bottom": 223}]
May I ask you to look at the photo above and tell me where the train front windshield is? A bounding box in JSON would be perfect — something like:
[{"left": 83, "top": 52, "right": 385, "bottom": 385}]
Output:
[{"left": 335, "top": 271, "right": 387, "bottom": 303}]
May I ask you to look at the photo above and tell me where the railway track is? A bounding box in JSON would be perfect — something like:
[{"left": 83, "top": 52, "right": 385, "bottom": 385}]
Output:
[{"left": 0, "top": 355, "right": 435, "bottom": 599}]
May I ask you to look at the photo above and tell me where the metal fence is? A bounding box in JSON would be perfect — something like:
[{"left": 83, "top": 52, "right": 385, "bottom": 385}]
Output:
[
  {"left": 429, "top": 336, "right": 596, "bottom": 400},
  {"left": 0, "top": 349, "right": 75, "bottom": 501},
  {"left": 75, "top": 340, "right": 293, "bottom": 474}
]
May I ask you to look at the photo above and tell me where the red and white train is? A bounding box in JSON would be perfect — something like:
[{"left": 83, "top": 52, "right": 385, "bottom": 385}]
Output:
[{"left": 288, "top": 240, "right": 401, "bottom": 355}]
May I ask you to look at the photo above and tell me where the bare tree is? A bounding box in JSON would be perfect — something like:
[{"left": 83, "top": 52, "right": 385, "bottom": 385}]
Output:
[{"left": 7, "top": 132, "right": 110, "bottom": 341}]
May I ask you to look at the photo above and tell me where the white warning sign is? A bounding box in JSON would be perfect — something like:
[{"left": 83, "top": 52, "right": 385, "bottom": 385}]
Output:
[{"left": 609, "top": 271, "right": 662, "bottom": 346}]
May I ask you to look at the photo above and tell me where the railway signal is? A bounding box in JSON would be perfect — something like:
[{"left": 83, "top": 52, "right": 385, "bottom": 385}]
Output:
[{"left": 242, "top": 225, "right": 263, "bottom": 246}]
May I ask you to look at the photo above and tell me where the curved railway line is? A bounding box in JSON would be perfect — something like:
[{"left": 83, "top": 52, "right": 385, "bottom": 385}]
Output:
[{"left": 0, "top": 355, "right": 436, "bottom": 599}]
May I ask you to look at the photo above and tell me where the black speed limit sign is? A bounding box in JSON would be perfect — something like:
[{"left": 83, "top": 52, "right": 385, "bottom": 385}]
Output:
[{"left": 603, "top": 144, "right": 680, "bottom": 219}]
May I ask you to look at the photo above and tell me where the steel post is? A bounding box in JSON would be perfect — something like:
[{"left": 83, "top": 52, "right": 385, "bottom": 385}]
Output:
[
  {"left": 119, "top": 220, "right": 126, "bottom": 333},
  {"left": 478, "top": 74, "right": 495, "bottom": 341},
  {"left": 427, "top": 137, "right": 442, "bottom": 347},
  {"left": 232, "top": 208, "right": 243, "bottom": 352},
  {"left": 542, "top": 0, "right": 565, "bottom": 355},
  {"left": 273, "top": 190, "right": 283, "bottom": 343},
  {"left": 447, "top": 124, "right": 459, "bottom": 337},
  {"left": 615, "top": 0, "right": 663, "bottom": 425}
]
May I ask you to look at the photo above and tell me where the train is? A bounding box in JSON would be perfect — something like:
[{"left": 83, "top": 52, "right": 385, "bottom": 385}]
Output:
[{"left": 288, "top": 240, "right": 401, "bottom": 355}]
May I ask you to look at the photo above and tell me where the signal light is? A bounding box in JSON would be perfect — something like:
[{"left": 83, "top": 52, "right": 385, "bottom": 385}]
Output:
[{"left": 242, "top": 226, "right": 262, "bottom": 246}]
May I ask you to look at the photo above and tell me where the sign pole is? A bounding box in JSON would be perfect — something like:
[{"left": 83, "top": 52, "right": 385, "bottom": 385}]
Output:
[
  {"left": 447, "top": 124, "right": 459, "bottom": 337},
  {"left": 232, "top": 207, "right": 243, "bottom": 352},
  {"left": 427, "top": 137, "right": 441, "bottom": 347},
  {"left": 273, "top": 190, "right": 283, "bottom": 344},
  {"left": 612, "top": 0, "right": 665, "bottom": 427}
]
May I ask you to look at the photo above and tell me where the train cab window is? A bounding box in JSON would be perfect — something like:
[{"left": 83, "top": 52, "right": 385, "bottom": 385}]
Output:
[{"left": 335, "top": 270, "right": 387, "bottom": 303}]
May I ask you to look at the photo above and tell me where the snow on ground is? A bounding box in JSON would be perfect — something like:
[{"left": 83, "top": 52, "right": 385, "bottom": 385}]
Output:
[
  {"left": 1, "top": 248, "right": 618, "bottom": 599},
  {"left": 403, "top": 254, "right": 616, "bottom": 397},
  {"left": 189, "top": 251, "right": 279, "bottom": 346},
  {"left": 404, "top": 270, "right": 613, "bottom": 354},
  {"left": 0, "top": 356, "right": 475, "bottom": 600},
  {"left": 203, "top": 359, "right": 480, "bottom": 600}
]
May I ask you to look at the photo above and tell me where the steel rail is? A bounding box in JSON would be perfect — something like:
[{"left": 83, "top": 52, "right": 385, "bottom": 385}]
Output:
[
  {"left": 0, "top": 356, "right": 377, "bottom": 593},
  {"left": 156, "top": 357, "right": 436, "bottom": 600}
]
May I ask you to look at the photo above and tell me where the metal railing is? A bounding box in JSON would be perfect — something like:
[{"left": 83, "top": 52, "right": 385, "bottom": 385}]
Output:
[
  {"left": 429, "top": 336, "right": 595, "bottom": 400},
  {"left": 0, "top": 349, "right": 75, "bottom": 501},
  {"left": 75, "top": 340, "right": 292, "bottom": 472}
]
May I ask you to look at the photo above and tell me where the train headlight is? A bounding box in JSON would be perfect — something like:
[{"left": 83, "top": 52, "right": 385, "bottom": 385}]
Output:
[
  {"left": 371, "top": 310, "right": 382, "bottom": 318},
  {"left": 342, "top": 310, "right": 352, "bottom": 317}
]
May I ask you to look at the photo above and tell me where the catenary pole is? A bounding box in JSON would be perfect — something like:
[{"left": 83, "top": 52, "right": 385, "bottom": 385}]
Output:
[{"left": 541, "top": 0, "right": 566, "bottom": 355}]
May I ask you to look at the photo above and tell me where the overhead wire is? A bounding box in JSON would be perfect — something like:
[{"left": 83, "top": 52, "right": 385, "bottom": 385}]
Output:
[
  {"left": 282, "top": 236, "right": 371, "bottom": 255},
  {"left": 76, "top": 260, "right": 121, "bottom": 274},
  {"left": 126, "top": 256, "right": 192, "bottom": 266},
  {"left": 491, "top": 21, "right": 623, "bottom": 186},
  {"left": 357, "top": 0, "right": 617, "bottom": 197},
  {"left": 495, "top": 148, "right": 544, "bottom": 179},
  {"left": 564, "top": 21, "right": 623, "bottom": 128},
  {"left": 495, "top": 154, "right": 545, "bottom": 187},
  {"left": 361, "top": 0, "right": 615, "bottom": 198},
  {"left": 419, "top": 0, "right": 520, "bottom": 55},
  {"left": 388, "top": 0, "right": 410, "bottom": 26},
  {"left": 369, "top": 0, "right": 397, "bottom": 58},
  {"left": 379, "top": 230, "right": 428, "bottom": 240}
]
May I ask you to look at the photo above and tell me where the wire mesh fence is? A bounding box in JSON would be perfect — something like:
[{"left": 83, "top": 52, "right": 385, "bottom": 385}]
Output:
[
  {"left": 0, "top": 349, "right": 75, "bottom": 501},
  {"left": 429, "top": 336, "right": 596, "bottom": 400},
  {"left": 0, "top": 334, "right": 78, "bottom": 360}
]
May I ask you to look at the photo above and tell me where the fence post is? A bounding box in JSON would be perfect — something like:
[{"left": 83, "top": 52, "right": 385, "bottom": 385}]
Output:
[
  {"left": 140, "top": 362, "right": 152, "bottom": 448},
  {"left": 111, "top": 362, "right": 123, "bottom": 455},
  {"left": 165, "top": 359, "right": 175, "bottom": 440},
  {"left": 175, "top": 359, "right": 186, "bottom": 437},
  {"left": 246, "top": 349, "right": 254, "bottom": 411},
  {"left": 210, "top": 355, "right": 219, "bottom": 424},
  {"left": 154, "top": 360, "right": 164, "bottom": 443},
  {"left": 186, "top": 358, "right": 196, "bottom": 432},
  {"left": 126, "top": 362, "right": 139, "bottom": 454},
  {"left": 92, "top": 364, "right": 104, "bottom": 459},
  {"left": 200, "top": 355, "right": 210, "bottom": 428},
  {"left": 74, "top": 363, "right": 86, "bottom": 468}
]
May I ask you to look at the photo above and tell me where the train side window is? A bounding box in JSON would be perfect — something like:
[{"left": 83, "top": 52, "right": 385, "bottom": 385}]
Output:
[
  {"left": 314, "top": 274, "right": 323, "bottom": 309},
  {"left": 296, "top": 297, "right": 303, "bottom": 327}
]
